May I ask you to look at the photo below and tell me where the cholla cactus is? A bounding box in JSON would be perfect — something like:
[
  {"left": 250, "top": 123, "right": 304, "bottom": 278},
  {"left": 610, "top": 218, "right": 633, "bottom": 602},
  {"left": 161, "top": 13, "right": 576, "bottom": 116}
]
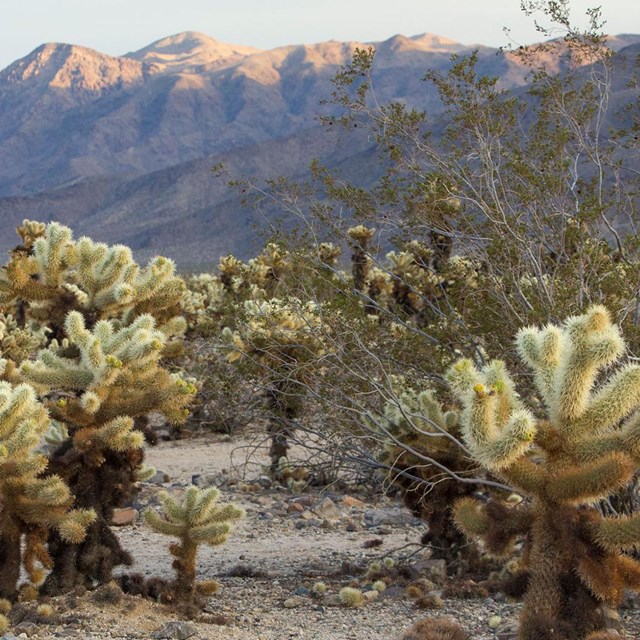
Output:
[
  {"left": 181, "top": 274, "right": 226, "bottom": 330},
  {"left": 0, "top": 380, "right": 95, "bottom": 599},
  {"left": 347, "top": 225, "right": 376, "bottom": 292},
  {"left": 375, "top": 381, "right": 484, "bottom": 569},
  {"left": 0, "top": 221, "right": 194, "bottom": 596},
  {"left": 144, "top": 485, "right": 243, "bottom": 613},
  {"left": 386, "top": 250, "right": 444, "bottom": 316},
  {"left": 218, "top": 254, "right": 246, "bottom": 293},
  {"left": 222, "top": 297, "right": 328, "bottom": 474},
  {"left": 18, "top": 311, "right": 195, "bottom": 594},
  {"left": 449, "top": 306, "right": 640, "bottom": 640},
  {"left": 246, "top": 243, "right": 290, "bottom": 291},
  {"left": 0, "top": 222, "right": 185, "bottom": 333}
]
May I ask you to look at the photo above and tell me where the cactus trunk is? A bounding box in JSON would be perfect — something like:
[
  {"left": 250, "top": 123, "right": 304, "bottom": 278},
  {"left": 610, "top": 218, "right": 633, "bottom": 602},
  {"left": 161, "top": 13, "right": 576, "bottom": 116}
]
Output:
[
  {"left": 520, "top": 501, "right": 603, "bottom": 640},
  {"left": 0, "top": 534, "right": 21, "bottom": 599},
  {"left": 173, "top": 539, "right": 198, "bottom": 602}
]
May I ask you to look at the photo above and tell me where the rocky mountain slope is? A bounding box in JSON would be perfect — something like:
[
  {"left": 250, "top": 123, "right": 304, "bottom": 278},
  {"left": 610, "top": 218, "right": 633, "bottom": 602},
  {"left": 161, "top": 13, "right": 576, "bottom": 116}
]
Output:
[{"left": 0, "top": 31, "right": 638, "bottom": 266}]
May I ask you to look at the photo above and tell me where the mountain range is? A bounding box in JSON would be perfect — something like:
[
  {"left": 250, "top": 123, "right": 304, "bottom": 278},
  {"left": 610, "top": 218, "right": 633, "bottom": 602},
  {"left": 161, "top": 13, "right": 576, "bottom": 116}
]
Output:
[{"left": 0, "top": 31, "right": 638, "bottom": 267}]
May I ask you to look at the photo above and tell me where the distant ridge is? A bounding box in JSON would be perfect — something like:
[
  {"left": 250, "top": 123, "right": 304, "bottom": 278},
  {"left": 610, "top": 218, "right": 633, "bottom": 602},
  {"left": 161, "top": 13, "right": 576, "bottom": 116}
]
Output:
[
  {"left": 125, "top": 31, "right": 261, "bottom": 71},
  {"left": 0, "top": 31, "right": 638, "bottom": 266}
]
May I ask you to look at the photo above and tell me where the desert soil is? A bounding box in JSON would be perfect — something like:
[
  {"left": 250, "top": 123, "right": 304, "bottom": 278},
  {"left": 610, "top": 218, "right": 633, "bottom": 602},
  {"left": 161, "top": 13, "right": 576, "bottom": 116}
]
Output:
[{"left": 3, "top": 434, "right": 640, "bottom": 640}]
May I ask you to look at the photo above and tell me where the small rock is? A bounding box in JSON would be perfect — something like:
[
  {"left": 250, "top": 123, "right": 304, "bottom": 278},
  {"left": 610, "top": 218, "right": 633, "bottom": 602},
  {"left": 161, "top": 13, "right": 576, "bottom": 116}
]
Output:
[
  {"left": 300, "top": 510, "right": 314, "bottom": 520},
  {"left": 283, "top": 596, "right": 307, "bottom": 609},
  {"left": 150, "top": 621, "right": 198, "bottom": 639},
  {"left": 256, "top": 475, "right": 272, "bottom": 488},
  {"left": 287, "top": 503, "right": 305, "bottom": 514},
  {"left": 321, "top": 519, "right": 335, "bottom": 531},
  {"left": 378, "top": 585, "right": 405, "bottom": 599},
  {"left": 149, "top": 470, "right": 169, "bottom": 485},
  {"left": 111, "top": 507, "right": 138, "bottom": 526},
  {"left": 294, "top": 586, "right": 310, "bottom": 596},
  {"left": 364, "top": 506, "right": 421, "bottom": 527},
  {"left": 314, "top": 497, "right": 341, "bottom": 520},
  {"left": 344, "top": 518, "right": 363, "bottom": 532},
  {"left": 342, "top": 496, "right": 366, "bottom": 509},
  {"left": 13, "top": 623, "right": 38, "bottom": 637}
]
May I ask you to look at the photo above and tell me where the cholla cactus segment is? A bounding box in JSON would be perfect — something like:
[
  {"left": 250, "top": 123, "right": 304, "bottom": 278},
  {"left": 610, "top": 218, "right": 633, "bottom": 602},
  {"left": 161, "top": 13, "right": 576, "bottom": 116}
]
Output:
[
  {"left": 347, "top": 225, "right": 376, "bottom": 244},
  {"left": 21, "top": 312, "right": 195, "bottom": 426},
  {"left": 0, "top": 381, "right": 95, "bottom": 596},
  {"left": 0, "top": 314, "right": 49, "bottom": 365},
  {"left": 449, "top": 306, "right": 640, "bottom": 639},
  {"left": 32, "top": 223, "right": 77, "bottom": 287},
  {"left": 446, "top": 359, "right": 536, "bottom": 471},
  {"left": 16, "top": 220, "right": 46, "bottom": 250}
]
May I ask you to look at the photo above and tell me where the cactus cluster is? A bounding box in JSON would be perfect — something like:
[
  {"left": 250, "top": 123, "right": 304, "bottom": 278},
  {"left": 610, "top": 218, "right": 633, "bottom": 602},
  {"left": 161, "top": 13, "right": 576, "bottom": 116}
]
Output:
[{"left": 0, "top": 221, "right": 196, "bottom": 597}]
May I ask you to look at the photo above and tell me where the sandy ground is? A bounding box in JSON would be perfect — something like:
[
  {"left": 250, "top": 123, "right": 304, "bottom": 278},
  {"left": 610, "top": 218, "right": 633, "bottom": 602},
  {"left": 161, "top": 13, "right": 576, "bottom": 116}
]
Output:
[{"left": 4, "top": 435, "right": 640, "bottom": 640}]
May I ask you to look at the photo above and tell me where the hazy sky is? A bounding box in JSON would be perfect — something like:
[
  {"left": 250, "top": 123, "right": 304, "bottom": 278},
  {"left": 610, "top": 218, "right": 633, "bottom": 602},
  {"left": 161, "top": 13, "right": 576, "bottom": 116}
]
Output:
[{"left": 1, "top": 0, "right": 638, "bottom": 70}]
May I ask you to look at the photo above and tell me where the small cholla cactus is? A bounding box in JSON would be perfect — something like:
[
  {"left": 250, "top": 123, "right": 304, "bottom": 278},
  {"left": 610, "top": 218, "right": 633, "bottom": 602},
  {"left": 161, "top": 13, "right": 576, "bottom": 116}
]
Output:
[
  {"left": 247, "top": 243, "right": 290, "bottom": 292},
  {"left": 374, "top": 380, "right": 483, "bottom": 569},
  {"left": 347, "top": 225, "right": 376, "bottom": 292},
  {"left": 222, "top": 298, "right": 329, "bottom": 475},
  {"left": 0, "top": 380, "right": 95, "bottom": 599},
  {"left": 144, "top": 485, "right": 244, "bottom": 614},
  {"left": 15, "top": 219, "right": 46, "bottom": 250},
  {"left": 317, "top": 242, "right": 342, "bottom": 268},
  {"left": 218, "top": 254, "right": 246, "bottom": 293},
  {"left": 449, "top": 306, "right": 640, "bottom": 640}
]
